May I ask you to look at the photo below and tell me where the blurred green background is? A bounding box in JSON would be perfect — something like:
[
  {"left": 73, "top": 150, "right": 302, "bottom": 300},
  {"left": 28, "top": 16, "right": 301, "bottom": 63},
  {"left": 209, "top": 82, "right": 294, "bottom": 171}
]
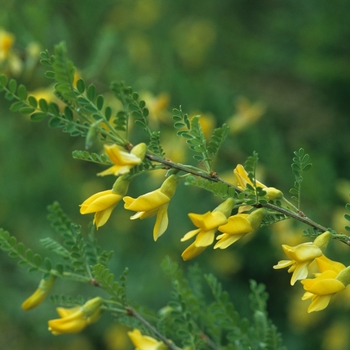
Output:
[{"left": 1, "top": 0, "right": 350, "bottom": 349}]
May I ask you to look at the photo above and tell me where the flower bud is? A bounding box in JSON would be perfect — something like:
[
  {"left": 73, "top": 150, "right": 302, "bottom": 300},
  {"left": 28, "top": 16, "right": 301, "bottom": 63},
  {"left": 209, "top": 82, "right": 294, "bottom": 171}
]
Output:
[
  {"left": 336, "top": 266, "right": 350, "bottom": 286},
  {"left": 247, "top": 208, "right": 266, "bottom": 230},
  {"left": 313, "top": 231, "right": 332, "bottom": 252},
  {"left": 264, "top": 187, "right": 283, "bottom": 200},
  {"left": 160, "top": 175, "right": 179, "bottom": 198},
  {"left": 131, "top": 142, "right": 147, "bottom": 161},
  {"left": 21, "top": 274, "right": 56, "bottom": 311},
  {"left": 112, "top": 175, "right": 131, "bottom": 195},
  {"left": 213, "top": 198, "right": 235, "bottom": 217}
]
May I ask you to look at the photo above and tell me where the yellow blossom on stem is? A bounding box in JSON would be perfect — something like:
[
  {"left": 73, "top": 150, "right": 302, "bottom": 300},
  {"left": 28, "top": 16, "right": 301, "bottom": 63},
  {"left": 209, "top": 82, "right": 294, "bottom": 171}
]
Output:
[
  {"left": 97, "top": 143, "right": 146, "bottom": 176},
  {"left": 21, "top": 275, "right": 56, "bottom": 311},
  {"left": 80, "top": 176, "right": 131, "bottom": 228},
  {"left": 301, "top": 264, "right": 350, "bottom": 312},
  {"left": 214, "top": 208, "right": 265, "bottom": 249},
  {"left": 48, "top": 297, "right": 102, "bottom": 335},
  {"left": 234, "top": 164, "right": 283, "bottom": 200},
  {"left": 273, "top": 231, "right": 332, "bottom": 285},
  {"left": 123, "top": 175, "right": 179, "bottom": 240},
  {"left": 128, "top": 329, "right": 168, "bottom": 350},
  {"left": 181, "top": 198, "right": 235, "bottom": 260}
]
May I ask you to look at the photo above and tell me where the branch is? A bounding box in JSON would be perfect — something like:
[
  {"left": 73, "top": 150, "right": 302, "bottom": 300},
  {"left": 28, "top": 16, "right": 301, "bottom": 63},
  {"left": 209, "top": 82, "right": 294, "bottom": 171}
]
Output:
[{"left": 146, "top": 154, "right": 350, "bottom": 245}]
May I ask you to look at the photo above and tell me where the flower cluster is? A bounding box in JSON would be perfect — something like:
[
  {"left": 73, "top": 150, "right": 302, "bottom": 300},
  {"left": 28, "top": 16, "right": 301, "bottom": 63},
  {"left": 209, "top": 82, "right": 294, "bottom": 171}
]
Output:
[{"left": 274, "top": 231, "right": 350, "bottom": 312}]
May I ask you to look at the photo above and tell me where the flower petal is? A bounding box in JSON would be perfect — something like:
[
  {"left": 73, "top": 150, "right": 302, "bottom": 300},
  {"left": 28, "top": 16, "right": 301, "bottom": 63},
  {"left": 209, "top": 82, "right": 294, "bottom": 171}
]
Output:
[
  {"left": 124, "top": 191, "right": 169, "bottom": 211},
  {"left": 307, "top": 279, "right": 345, "bottom": 295},
  {"left": 181, "top": 242, "right": 207, "bottom": 261},
  {"left": 153, "top": 204, "right": 169, "bottom": 240},
  {"left": 218, "top": 214, "right": 252, "bottom": 235},
  {"left": 307, "top": 295, "right": 333, "bottom": 313},
  {"left": 195, "top": 228, "right": 216, "bottom": 247},
  {"left": 273, "top": 260, "right": 294, "bottom": 269},
  {"left": 290, "top": 261, "right": 309, "bottom": 285},
  {"left": 214, "top": 233, "right": 246, "bottom": 249}
]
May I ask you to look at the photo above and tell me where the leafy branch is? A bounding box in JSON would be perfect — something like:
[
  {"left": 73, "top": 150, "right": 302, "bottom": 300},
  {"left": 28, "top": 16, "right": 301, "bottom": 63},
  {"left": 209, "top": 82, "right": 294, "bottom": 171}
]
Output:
[{"left": 289, "top": 148, "right": 312, "bottom": 210}]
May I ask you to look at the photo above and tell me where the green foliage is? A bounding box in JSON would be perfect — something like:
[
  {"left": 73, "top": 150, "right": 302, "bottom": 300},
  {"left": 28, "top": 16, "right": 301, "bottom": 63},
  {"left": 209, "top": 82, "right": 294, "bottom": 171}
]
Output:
[
  {"left": 344, "top": 203, "right": 350, "bottom": 232},
  {"left": 172, "top": 107, "right": 229, "bottom": 171},
  {"left": 185, "top": 174, "right": 237, "bottom": 199},
  {"left": 289, "top": 148, "right": 312, "bottom": 209},
  {"left": 159, "top": 257, "right": 285, "bottom": 350},
  {"left": 91, "top": 264, "right": 128, "bottom": 306},
  {"left": 72, "top": 150, "right": 113, "bottom": 165},
  {"left": 110, "top": 81, "right": 151, "bottom": 136},
  {"left": 0, "top": 228, "right": 50, "bottom": 274}
]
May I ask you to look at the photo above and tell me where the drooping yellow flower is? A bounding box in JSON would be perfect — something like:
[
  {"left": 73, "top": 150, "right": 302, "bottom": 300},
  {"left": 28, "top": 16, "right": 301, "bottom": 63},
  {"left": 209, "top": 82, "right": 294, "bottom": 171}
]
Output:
[
  {"left": 0, "top": 29, "right": 22, "bottom": 75},
  {"left": 234, "top": 164, "right": 282, "bottom": 200},
  {"left": 181, "top": 198, "right": 234, "bottom": 260},
  {"left": 0, "top": 29, "right": 15, "bottom": 61},
  {"left": 123, "top": 175, "right": 179, "bottom": 240},
  {"left": 227, "top": 96, "right": 266, "bottom": 134},
  {"left": 97, "top": 143, "right": 146, "bottom": 176},
  {"left": 128, "top": 329, "right": 168, "bottom": 350},
  {"left": 80, "top": 176, "right": 131, "bottom": 228},
  {"left": 214, "top": 208, "right": 265, "bottom": 249},
  {"left": 273, "top": 231, "right": 332, "bottom": 285},
  {"left": 48, "top": 297, "right": 102, "bottom": 335},
  {"left": 21, "top": 275, "right": 56, "bottom": 311},
  {"left": 301, "top": 265, "right": 349, "bottom": 313}
]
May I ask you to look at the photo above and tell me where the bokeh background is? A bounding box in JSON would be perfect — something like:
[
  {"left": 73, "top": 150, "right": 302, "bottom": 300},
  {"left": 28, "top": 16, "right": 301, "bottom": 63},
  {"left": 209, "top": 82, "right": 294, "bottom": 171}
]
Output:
[{"left": 1, "top": 0, "right": 350, "bottom": 349}]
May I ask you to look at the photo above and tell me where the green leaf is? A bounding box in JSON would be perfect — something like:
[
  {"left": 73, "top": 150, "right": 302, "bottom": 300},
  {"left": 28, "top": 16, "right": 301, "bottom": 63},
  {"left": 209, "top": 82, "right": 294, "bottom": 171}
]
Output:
[
  {"left": 87, "top": 84, "right": 96, "bottom": 101},
  {"left": 96, "top": 95, "right": 104, "bottom": 110},
  {"left": 76, "top": 78, "right": 85, "bottom": 93},
  {"left": 48, "top": 117, "right": 62, "bottom": 128},
  {"left": 19, "top": 107, "right": 36, "bottom": 114},
  {"left": 30, "top": 112, "right": 47, "bottom": 122},
  {"left": 64, "top": 106, "right": 74, "bottom": 121},
  {"left": 28, "top": 95, "right": 38, "bottom": 108},
  {"left": 17, "top": 84, "right": 27, "bottom": 100},
  {"left": 0, "top": 74, "right": 8, "bottom": 87},
  {"left": 45, "top": 71, "right": 55, "bottom": 79},
  {"left": 8, "top": 79, "right": 17, "bottom": 94},
  {"left": 10, "top": 101, "right": 25, "bottom": 112},
  {"left": 39, "top": 98, "right": 49, "bottom": 112}
]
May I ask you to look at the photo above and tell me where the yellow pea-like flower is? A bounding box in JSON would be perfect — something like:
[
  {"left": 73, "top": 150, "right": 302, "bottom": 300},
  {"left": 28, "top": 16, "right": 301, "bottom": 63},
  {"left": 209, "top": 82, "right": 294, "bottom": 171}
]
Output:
[
  {"left": 80, "top": 176, "right": 131, "bottom": 228},
  {"left": 21, "top": 275, "right": 56, "bottom": 311},
  {"left": 48, "top": 297, "right": 102, "bottom": 335},
  {"left": 123, "top": 175, "right": 179, "bottom": 240},
  {"left": 98, "top": 143, "right": 146, "bottom": 176},
  {"left": 128, "top": 329, "right": 168, "bottom": 350}
]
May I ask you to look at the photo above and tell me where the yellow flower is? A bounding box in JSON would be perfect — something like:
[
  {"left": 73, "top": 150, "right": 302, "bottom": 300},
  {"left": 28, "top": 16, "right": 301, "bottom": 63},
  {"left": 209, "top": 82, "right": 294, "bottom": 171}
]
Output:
[
  {"left": 123, "top": 175, "right": 179, "bottom": 240},
  {"left": 301, "top": 268, "right": 347, "bottom": 313},
  {"left": 128, "top": 329, "right": 168, "bottom": 350},
  {"left": 21, "top": 275, "right": 56, "bottom": 311},
  {"left": 97, "top": 143, "right": 146, "bottom": 176},
  {"left": 214, "top": 208, "right": 265, "bottom": 249},
  {"left": 181, "top": 198, "right": 235, "bottom": 260},
  {"left": 234, "top": 164, "right": 282, "bottom": 200},
  {"left": 80, "top": 176, "right": 131, "bottom": 228},
  {"left": 227, "top": 96, "right": 266, "bottom": 134},
  {"left": 0, "top": 29, "right": 15, "bottom": 61},
  {"left": 273, "top": 231, "right": 332, "bottom": 285},
  {"left": 314, "top": 255, "right": 346, "bottom": 274},
  {"left": 301, "top": 256, "right": 350, "bottom": 313},
  {"left": 0, "top": 29, "right": 22, "bottom": 75},
  {"left": 48, "top": 297, "right": 102, "bottom": 335}
]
